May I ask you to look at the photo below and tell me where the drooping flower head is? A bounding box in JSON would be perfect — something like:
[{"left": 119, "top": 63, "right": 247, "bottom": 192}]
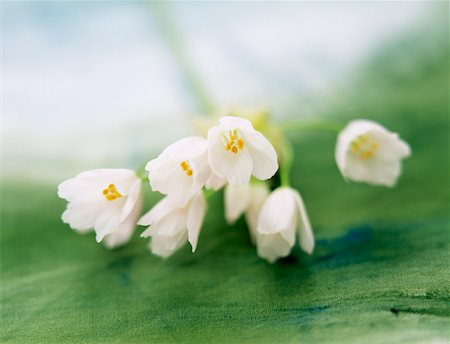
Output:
[
  {"left": 256, "top": 187, "right": 314, "bottom": 263},
  {"left": 224, "top": 182, "right": 270, "bottom": 244},
  {"left": 138, "top": 192, "right": 207, "bottom": 258},
  {"left": 245, "top": 183, "right": 270, "bottom": 244},
  {"left": 335, "top": 119, "right": 411, "bottom": 187},
  {"left": 57, "top": 169, "right": 142, "bottom": 248},
  {"left": 207, "top": 116, "right": 278, "bottom": 186},
  {"left": 224, "top": 183, "right": 250, "bottom": 225},
  {"left": 146, "top": 137, "right": 210, "bottom": 207}
]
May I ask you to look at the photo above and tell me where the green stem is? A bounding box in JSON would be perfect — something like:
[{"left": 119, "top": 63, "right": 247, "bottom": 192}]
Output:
[
  {"left": 280, "top": 119, "right": 343, "bottom": 133},
  {"left": 280, "top": 139, "right": 294, "bottom": 187},
  {"left": 149, "top": 2, "right": 215, "bottom": 115}
]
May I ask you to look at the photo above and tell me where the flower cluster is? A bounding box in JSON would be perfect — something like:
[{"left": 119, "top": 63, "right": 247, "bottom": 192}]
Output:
[{"left": 58, "top": 116, "right": 410, "bottom": 263}]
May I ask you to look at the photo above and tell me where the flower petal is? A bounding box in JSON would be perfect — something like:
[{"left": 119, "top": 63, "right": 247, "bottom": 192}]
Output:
[
  {"left": 165, "top": 170, "right": 196, "bottom": 207},
  {"left": 104, "top": 196, "right": 142, "bottom": 249},
  {"left": 120, "top": 178, "right": 142, "bottom": 222},
  {"left": 187, "top": 192, "right": 207, "bottom": 252},
  {"left": 241, "top": 127, "right": 278, "bottom": 180},
  {"left": 146, "top": 158, "right": 181, "bottom": 194},
  {"left": 208, "top": 126, "right": 253, "bottom": 185},
  {"left": 61, "top": 201, "right": 104, "bottom": 232},
  {"left": 94, "top": 198, "right": 127, "bottom": 242},
  {"left": 159, "top": 136, "right": 208, "bottom": 161},
  {"left": 140, "top": 207, "right": 187, "bottom": 238},
  {"left": 257, "top": 187, "right": 297, "bottom": 235},
  {"left": 344, "top": 152, "right": 405, "bottom": 187},
  {"left": 256, "top": 231, "right": 294, "bottom": 263},
  {"left": 190, "top": 153, "right": 211, "bottom": 191},
  {"left": 138, "top": 197, "right": 173, "bottom": 226},
  {"left": 205, "top": 172, "right": 227, "bottom": 191},
  {"left": 224, "top": 184, "right": 250, "bottom": 224},
  {"left": 150, "top": 230, "right": 188, "bottom": 258},
  {"left": 219, "top": 116, "right": 254, "bottom": 131},
  {"left": 293, "top": 190, "right": 314, "bottom": 255},
  {"left": 369, "top": 129, "right": 411, "bottom": 162},
  {"left": 245, "top": 183, "right": 270, "bottom": 244}
]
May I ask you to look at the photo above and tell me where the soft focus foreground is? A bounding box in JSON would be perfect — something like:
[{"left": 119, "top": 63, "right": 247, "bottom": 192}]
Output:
[{"left": 1, "top": 2, "right": 449, "bottom": 343}]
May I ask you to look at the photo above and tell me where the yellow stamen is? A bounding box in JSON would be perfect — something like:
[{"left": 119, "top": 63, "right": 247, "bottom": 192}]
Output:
[
  {"left": 225, "top": 130, "right": 244, "bottom": 154},
  {"left": 102, "top": 184, "right": 122, "bottom": 201},
  {"left": 350, "top": 134, "right": 379, "bottom": 160},
  {"left": 180, "top": 161, "right": 190, "bottom": 171},
  {"left": 180, "top": 161, "right": 193, "bottom": 176}
]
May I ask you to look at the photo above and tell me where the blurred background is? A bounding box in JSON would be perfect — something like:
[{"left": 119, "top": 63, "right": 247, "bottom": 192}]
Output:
[{"left": 3, "top": 1, "right": 447, "bottom": 181}]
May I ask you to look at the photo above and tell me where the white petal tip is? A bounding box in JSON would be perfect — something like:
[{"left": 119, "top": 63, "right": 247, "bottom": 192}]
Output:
[
  {"left": 140, "top": 231, "right": 151, "bottom": 238},
  {"left": 258, "top": 255, "right": 277, "bottom": 264},
  {"left": 103, "top": 242, "right": 118, "bottom": 250},
  {"left": 301, "top": 244, "right": 315, "bottom": 255},
  {"left": 225, "top": 217, "right": 236, "bottom": 225}
]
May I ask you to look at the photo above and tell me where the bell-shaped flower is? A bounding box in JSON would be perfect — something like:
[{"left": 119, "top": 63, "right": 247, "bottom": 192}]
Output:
[
  {"left": 256, "top": 187, "right": 314, "bottom": 263},
  {"left": 335, "top": 119, "right": 411, "bottom": 187},
  {"left": 57, "top": 169, "right": 142, "bottom": 247},
  {"left": 207, "top": 116, "right": 278, "bottom": 185},
  {"left": 224, "top": 184, "right": 250, "bottom": 224},
  {"left": 138, "top": 192, "right": 207, "bottom": 258},
  {"left": 244, "top": 183, "right": 270, "bottom": 244},
  {"left": 224, "top": 182, "right": 270, "bottom": 244},
  {"left": 146, "top": 137, "right": 210, "bottom": 207}
]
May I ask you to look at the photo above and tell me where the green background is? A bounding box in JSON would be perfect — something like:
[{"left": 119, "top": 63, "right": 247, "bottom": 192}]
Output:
[{"left": 1, "top": 9, "right": 449, "bottom": 344}]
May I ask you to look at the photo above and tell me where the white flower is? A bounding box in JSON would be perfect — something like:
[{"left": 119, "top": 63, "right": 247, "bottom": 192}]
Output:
[
  {"left": 146, "top": 137, "right": 210, "bottom": 207},
  {"left": 224, "top": 183, "right": 270, "bottom": 244},
  {"left": 336, "top": 119, "right": 411, "bottom": 187},
  {"left": 57, "top": 169, "right": 142, "bottom": 247},
  {"left": 205, "top": 172, "right": 227, "bottom": 191},
  {"left": 138, "top": 192, "right": 207, "bottom": 258},
  {"left": 224, "top": 184, "right": 250, "bottom": 224},
  {"left": 207, "top": 116, "right": 278, "bottom": 186},
  {"left": 256, "top": 187, "right": 314, "bottom": 263},
  {"left": 245, "top": 183, "right": 270, "bottom": 244}
]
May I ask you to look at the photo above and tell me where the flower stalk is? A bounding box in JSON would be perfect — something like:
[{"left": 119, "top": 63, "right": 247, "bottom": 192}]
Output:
[
  {"left": 280, "top": 139, "right": 294, "bottom": 187},
  {"left": 280, "top": 119, "right": 343, "bottom": 133},
  {"left": 149, "top": 2, "right": 215, "bottom": 115}
]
